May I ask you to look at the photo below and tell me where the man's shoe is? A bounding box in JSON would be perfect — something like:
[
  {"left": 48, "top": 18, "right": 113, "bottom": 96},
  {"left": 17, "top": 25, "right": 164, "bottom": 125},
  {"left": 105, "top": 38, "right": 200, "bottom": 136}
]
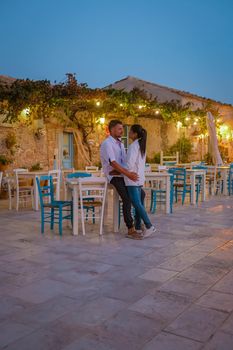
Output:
[
  {"left": 143, "top": 225, "right": 156, "bottom": 238},
  {"left": 126, "top": 227, "right": 143, "bottom": 240}
]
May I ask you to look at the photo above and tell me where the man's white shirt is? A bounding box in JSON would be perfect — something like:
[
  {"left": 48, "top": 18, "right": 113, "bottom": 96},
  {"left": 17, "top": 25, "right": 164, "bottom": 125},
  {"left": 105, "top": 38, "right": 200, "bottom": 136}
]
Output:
[{"left": 100, "top": 136, "right": 126, "bottom": 182}]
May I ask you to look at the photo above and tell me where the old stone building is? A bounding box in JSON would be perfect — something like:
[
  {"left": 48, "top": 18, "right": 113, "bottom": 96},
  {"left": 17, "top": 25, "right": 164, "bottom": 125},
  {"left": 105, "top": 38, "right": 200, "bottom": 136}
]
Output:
[{"left": 1, "top": 75, "right": 233, "bottom": 171}]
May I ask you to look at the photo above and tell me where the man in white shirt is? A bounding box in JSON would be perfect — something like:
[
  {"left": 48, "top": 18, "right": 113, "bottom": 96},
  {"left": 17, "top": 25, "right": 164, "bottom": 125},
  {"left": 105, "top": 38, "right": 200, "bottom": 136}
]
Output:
[{"left": 100, "top": 120, "right": 140, "bottom": 238}]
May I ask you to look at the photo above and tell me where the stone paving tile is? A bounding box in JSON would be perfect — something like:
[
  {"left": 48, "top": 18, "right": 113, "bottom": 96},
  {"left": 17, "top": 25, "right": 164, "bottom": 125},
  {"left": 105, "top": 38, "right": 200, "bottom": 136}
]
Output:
[
  {"left": 0, "top": 321, "right": 35, "bottom": 348},
  {"left": 212, "top": 270, "right": 233, "bottom": 294},
  {"left": 220, "top": 313, "right": 233, "bottom": 334},
  {"left": 1, "top": 197, "right": 233, "bottom": 349},
  {"left": 155, "top": 277, "right": 210, "bottom": 301},
  {"left": 9, "top": 278, "right": 72, "bottom": 304},
  {"left": 9, "top": 296, "right": 77, "bottom": 328},
  {"left": 158, "top": 250, "right": 207, "bottom": 272},
  {"left": 177, "top": 263, "right": 229, "bottom": 286},
  {"left": 196, "top": 290, "right": 233, "bottom": 313},
  {"left": 0, "top": 295, "right": 32, "bottom": 322},
  {"left": 165, "top": 305, "right": 228, "bottom": 342},
  {"left": 3, "top": 326, "right": 86, "bottom": 350},
  {"left": 101, "top": 309, "right": 161, "bottom": 348},
  {"left": 202, "top": 331, "right": 233, "bottom": 350},
  {"left": 139, "top": 267, "right": 178, "bottom": 283},
  {"left": 92, "top": 278, "right": 157, "bottom": 303},
  {"left": 61, "top": 337, "right": 114, "bottom": 350},
  {"left": 129, "top": 291, "right": 191, "bottom": 326},
  {"left": 142, "top": 331, "right": 203, "bottom": 350},
  {"left": 56, "top": 297, "right": 126, "bottom": 327}
]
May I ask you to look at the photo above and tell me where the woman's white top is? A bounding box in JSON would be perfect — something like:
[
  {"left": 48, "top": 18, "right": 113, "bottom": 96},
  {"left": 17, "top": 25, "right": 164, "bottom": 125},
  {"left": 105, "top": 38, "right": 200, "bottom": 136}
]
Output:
[{"left": 124, "top": 139, "right": 146, "bottom": 186}]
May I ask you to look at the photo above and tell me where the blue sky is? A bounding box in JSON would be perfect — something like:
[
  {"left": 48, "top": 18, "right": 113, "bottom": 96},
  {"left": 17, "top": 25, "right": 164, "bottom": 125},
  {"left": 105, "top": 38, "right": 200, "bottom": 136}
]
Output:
[{"left": 1, "top": 0, "right": 233, "bottom": 103}]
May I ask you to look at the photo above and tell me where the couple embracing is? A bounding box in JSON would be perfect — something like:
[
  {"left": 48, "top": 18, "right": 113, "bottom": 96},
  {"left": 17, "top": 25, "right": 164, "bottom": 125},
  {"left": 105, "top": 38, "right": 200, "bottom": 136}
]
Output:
[{"left": 100, "top": 120, "right": 156, "bottom": 240}]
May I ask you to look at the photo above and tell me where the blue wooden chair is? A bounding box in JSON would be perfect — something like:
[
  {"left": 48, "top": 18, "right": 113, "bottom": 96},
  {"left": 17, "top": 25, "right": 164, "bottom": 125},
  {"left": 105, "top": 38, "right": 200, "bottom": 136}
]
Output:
[
  {"left": 150, "top": 173, "right": 174, "bottom": 214},
  {"left": 66, "top": 172, "right": 95, "bottom": 223},
  {"left": 228, "top": 164, "right": 233, "bottom": 195},
  {"left": 67, "top": 172, "right": 92, "bottom": 179},
  {"left": 36, "top": 175, "right": 72, "bottom": 236},
  {"left": 169, "top": 168, "right": 200, "bottom": 205},
  {"left": 192, "top": 165, "right": 207, "bottom": 197}
]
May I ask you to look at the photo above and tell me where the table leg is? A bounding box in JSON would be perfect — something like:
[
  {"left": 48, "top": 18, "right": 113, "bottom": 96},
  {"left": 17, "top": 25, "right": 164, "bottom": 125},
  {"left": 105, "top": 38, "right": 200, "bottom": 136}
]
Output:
[
  {"left": 201, "top": 172, "right": 206, "bottom": 201},
  {"left": 191, "top": 174, "right": 195, "bottom": 205},
  {"left": 72, "top": 186, "right": 79, "bottom": 235},
  {"left": 34, "top": 176, "right": 39, "bottom": 211},
  {"left": 113, "top": 187, "right": 119, "bottom": 233},
  {"left": 223, "top": 169, "right": 228, "bottom": 196},
  {"left": 165, "top": 177, "right": 171, "bottom": 214}
]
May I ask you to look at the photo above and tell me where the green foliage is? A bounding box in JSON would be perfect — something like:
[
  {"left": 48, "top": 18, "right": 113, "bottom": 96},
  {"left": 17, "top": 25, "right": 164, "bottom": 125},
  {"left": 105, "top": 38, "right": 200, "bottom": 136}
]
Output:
[
  {"left": 203, "top": 152, "right": 213, "bottom": 165},
  {"left": 146, "top": 153, "right": 160, "bottom": 164},
  {"left": 0, "top": 74, "right": 210, "bottom": 130},
  {"left": 168, "top": 136, "right": 193, "bottom": 163},
  {"left": 30, "top": 162, "right": 42, "bottom": 171},
  {"left": 0, "top": 154, "right": 13, "bottom": 165},
  {"left": 5, "top": 132, "right": 17, "bottom": 155}
]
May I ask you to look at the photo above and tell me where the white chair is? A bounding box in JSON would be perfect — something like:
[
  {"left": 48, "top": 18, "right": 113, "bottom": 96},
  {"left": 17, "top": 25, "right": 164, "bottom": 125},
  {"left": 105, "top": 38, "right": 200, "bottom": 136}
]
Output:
[
  {"left": 79, "top": 177, "right": 107, "bottom": 236},
  {"left": 48, "top": 169, "right": 61, "bottom": 200},
  {"left": 0, "top": 172, "right": 2, "bottom": 192},
  {"left": 5, "top": 172, "right": 15, "bottom": 210},
  {"left": 205, "top": 166, "right": 217, "bottom": 195},
  {"left": 158, "top": 165, "right": 168, "bottom": 172},
  {"left": 14, "top": 169, "right": 34, "bottom": 211},
  {"left": 160, "top": 151, "right": 179, "bottom": 165},
  {"left": 145, "top": 164, "right": 151, "bottom": 173}
]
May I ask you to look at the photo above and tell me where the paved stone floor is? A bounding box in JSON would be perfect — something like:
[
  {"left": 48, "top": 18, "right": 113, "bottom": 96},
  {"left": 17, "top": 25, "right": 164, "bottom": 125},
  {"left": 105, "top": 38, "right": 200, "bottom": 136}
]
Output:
[{"left": 1, "top": 196, "right": 233, "bottom": 349}]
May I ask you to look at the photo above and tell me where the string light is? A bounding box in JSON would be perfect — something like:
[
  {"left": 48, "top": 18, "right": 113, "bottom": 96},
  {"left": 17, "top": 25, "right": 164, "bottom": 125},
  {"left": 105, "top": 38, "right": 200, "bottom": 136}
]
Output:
[
  {"left": 177, "top": 121, "right": 182, "bottom": 129},
  {"left": 96, "top": 101, "right": 100, "bottom": 106},
  {"left": 185, "top": 117, "right": 190, "bottom": 121},
  {"left": 99, "top": 116, "right": 105, "bottom": 124},
  {"left": 138, "top": 105, "right": 143, "bottom": 109},
  {"left": 155, "top": 110, "right": 159, "bottom": 114},
  {"left": 120, "top": 103, "right": 123, "bottom": 107}
]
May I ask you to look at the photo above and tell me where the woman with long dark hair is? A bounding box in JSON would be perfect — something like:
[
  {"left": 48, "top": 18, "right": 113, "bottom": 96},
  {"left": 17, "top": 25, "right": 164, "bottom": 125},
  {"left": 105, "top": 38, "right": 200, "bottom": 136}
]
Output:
[{"left": 125, "top": 124, "right": 156, "bottom": 239}]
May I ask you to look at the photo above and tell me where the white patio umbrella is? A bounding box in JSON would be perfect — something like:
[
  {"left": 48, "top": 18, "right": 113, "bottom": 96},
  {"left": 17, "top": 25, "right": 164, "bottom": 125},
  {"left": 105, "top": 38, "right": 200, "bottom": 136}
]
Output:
[{"left": 206, "top": 111, "right": 223, "bottom": 165}]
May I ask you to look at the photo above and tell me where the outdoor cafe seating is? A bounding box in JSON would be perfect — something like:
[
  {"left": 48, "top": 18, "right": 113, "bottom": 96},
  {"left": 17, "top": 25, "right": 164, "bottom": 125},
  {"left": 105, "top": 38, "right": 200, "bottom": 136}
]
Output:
[{"left": 2, "top": 160, "right": 233, "bottom": 236}]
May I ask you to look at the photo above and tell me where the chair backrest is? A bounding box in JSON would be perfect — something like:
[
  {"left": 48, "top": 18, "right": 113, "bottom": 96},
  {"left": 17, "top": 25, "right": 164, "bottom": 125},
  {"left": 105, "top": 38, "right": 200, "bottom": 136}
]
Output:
[
  {"left": 78, "top": 177, "right": 107, "bottom": 204},
  {"left": 14, "top": 169, "right": 31, "bottom": 189},
  {"left": 48, "top": 169, "right": 61, "bottom": 185},
  {"left": 13, "top": 168, "right": 28, "bottom": 173},
  {"left": 160, "top": 151, "right": 179, "bottom": 165},
  {"left": 168, "top": 168, "right": 186, "bottom": 184},
  {"left": 36, "top": 175, "right": 54, "bottom": 206},
  {"left": 145, "top": 164, "right": 152, "bottom": 173},
  {"left": 85, "top": 166, "right": 99, "bottom": 172},
  {"left": 158, "top": 165, "right": 167, "bottom": 172},
  {"left": 67, "top": 172, "right": 92, "bottom": 179},
  {"left": 192, "top": 165, "right": 208, "bottom": 170}
]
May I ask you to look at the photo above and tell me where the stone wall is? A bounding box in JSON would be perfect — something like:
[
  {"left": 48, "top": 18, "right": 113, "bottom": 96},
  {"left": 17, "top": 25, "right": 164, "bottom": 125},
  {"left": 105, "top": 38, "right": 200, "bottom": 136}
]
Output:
[
  {"left": 0, "top": 116, "right": 213, "bottom": 172},
  {"left": 0, "top": 124, "right": 50, "bottom": 170}
]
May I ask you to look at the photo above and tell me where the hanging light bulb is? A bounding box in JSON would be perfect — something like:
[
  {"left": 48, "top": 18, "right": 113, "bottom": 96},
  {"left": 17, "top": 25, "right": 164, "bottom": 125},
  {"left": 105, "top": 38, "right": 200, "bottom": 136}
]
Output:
[
  {"left": 177, "top": 121, "right": 182, "bottom": 129},
  {"left": 96, "top": 101, "right": 101, "bottom": 106}
]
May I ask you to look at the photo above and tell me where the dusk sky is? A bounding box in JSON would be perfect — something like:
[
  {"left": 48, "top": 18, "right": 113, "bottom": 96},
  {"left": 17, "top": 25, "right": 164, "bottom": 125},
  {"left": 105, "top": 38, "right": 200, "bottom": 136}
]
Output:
[{"left": 1, "top": 0, "right": 233, "bottom": 104}]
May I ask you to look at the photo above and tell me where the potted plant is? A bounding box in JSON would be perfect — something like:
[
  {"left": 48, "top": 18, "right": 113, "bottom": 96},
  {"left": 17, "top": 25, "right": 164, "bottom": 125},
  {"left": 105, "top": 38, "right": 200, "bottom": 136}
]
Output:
[{"left": 0, "top": 154, "right": 13, "bottom": 171}]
